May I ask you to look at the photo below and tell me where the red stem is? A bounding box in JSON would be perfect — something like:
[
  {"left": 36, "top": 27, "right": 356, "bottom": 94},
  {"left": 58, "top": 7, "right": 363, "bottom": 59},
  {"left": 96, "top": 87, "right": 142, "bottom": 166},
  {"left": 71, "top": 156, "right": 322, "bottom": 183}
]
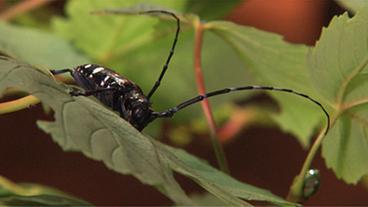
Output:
[
  {"left": 194, "top": 20, "right": 229, "bottom": 173},
  {"left": 0, "top": 0, "right": 52, "bottom": 21},
  {"left": 194, "top": 22, "right": 217, "bottom": 132}
]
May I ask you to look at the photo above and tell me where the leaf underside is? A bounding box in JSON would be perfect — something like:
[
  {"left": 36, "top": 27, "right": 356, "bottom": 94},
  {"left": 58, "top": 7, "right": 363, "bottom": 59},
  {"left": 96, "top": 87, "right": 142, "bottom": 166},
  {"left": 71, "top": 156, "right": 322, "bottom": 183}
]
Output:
[
  {"left": 0, "top": 57, "right": 295, "bottom": 206},
  {"left": 309, "top": 7, "right": 368, "bottom": 184}
]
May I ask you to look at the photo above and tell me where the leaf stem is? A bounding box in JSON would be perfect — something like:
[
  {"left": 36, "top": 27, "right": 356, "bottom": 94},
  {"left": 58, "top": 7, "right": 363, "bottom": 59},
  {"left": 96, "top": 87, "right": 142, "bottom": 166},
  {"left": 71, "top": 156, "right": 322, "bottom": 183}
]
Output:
[
  {"left": 194, "top": 19, "right": 229, "bottom": 173},
  {"left": 286, "top": 129, "right": 325, "bottom": 202},
  {"left": 0, "top": 75, "right": 71, "bottom": 114},
  {"left": 342, "top": 97, "right": 368, "bottom": 111},
  {"left": 0, "top": 175, "right": 41, "bottom": 196},
  {"left": 0, "top": 94, "right": 39, "bottom": 114},
  {"left": 0, "top": 0, "right": 54, "bottom": 21},
  {"left": 287, "top": 113, "right": 338, "bottom": 202},
  {"left": 336, "top": 55, "right": 368, "bottom": 105}
]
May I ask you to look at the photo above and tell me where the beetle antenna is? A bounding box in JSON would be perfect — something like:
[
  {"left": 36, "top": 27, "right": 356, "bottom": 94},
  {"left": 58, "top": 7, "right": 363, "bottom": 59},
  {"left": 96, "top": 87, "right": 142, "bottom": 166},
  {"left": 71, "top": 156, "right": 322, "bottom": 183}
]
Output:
[
  {"left": 142, "top": 10, "right": 180, "bottom": 100},
  {"left": 154, "top": 85, "right": 330, "bottom": 135}
]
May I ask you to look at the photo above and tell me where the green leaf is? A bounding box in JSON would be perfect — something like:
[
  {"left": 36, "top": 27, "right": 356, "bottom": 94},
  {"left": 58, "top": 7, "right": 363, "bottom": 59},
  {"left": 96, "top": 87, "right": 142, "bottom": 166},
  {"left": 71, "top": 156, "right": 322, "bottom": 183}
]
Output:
[
  {"left": 0, "top": 22, "right": 89, "bottom": 68},
  {"left": 207, "top": 21, "right": 325, "bottom": 147},
  {"left": 322, "top": 105, "right": 368, "bottom": 184},
  {"left": 0, "top": 176, "right": 90, "bottom": 206},
  {"left": 0, "top": 56, "right": 296, "bottom": 206},
  {"left": 336, "top": 0, "right": 368, "bottom": 12},
  {"left": 309, "top": 8, "right": 368, "bottom": 184},
  {"left": 52, "top": 0, "right": 166, "bottom": 62}
]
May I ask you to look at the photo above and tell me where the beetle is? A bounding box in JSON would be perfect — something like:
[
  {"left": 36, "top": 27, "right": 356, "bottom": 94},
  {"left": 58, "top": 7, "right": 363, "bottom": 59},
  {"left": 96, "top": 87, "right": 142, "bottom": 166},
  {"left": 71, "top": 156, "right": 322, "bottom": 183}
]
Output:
[{"left": 51, "top": 10, "right": 330, "bottom": 133}]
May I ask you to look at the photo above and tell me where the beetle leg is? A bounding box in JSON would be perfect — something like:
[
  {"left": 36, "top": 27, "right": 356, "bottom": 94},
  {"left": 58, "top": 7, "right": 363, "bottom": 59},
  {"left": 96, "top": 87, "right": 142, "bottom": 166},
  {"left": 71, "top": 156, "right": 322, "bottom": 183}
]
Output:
[
  {"left": 118, "top": 95, "right": 131, "bottom": 121},
  {"left": 50, "top": 69, "right": 73, "bottom": 76}
]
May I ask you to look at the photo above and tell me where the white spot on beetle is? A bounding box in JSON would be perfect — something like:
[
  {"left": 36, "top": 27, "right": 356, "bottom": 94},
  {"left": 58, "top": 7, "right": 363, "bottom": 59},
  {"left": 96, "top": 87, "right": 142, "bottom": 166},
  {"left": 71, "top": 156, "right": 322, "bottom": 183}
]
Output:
[
  {"left": 116, "top": 78, "right": 127, "bottom": 85},
  {"left": 84, "top": 64, "right": 92, "bottom": 68},
  {"left": 133, "top": 93, "right": 139, "bottom": 99},
  {"left": 92, "top": 67, "right": 104, "bottom": 74},
  {"left": 104, "top": 76, "right": 110, "bottom": 82}
]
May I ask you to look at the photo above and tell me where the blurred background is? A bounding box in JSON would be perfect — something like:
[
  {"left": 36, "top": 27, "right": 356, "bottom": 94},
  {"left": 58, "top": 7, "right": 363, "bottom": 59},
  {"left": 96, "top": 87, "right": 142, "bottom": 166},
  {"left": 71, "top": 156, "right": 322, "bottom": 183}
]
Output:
[{"left": 0, "top": 0, "right": 367, "bottom": 205}]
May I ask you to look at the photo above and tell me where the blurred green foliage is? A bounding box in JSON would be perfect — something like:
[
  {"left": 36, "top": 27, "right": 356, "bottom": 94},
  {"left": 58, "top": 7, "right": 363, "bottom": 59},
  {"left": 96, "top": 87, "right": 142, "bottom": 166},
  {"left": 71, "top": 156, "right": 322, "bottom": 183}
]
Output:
[
  {"left": 0, "top": 22, "right": 88, "bottom": 68},
  {"left": 1, "top": 0, "right": 368, "bottom": 205}
]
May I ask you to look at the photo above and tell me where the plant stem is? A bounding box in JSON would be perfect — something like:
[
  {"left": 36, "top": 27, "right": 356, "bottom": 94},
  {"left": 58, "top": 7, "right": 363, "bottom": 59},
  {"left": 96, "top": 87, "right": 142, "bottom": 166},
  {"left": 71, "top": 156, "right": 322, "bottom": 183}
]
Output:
[
  {"left": 0, "top": 175, "right": 41, "bottom": 196},
  {"left": 0, "top": 0, "right": 53, "bottom": 21},
  {"left": 287, "top": 113, "right": 337, "bottom": 202},
  {"left": 0, "top": 95, "right": 39, "bottom": 114},
  {"left": 286, "top": 129, "right": 324, "bottom": 202},
  {"left": 194, "top": 19, "right": 229, "bottom": 174},
  {"left": 0, "top": 75, "right": 71, "bottom": 114}
]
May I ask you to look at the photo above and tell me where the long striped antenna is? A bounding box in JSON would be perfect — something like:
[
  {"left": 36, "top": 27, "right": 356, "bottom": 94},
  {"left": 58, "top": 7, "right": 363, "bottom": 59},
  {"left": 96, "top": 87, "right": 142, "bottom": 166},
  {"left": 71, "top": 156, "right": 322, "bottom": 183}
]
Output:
[{"left": 155, "top": 85, "right": 330, "bottom": 135}]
